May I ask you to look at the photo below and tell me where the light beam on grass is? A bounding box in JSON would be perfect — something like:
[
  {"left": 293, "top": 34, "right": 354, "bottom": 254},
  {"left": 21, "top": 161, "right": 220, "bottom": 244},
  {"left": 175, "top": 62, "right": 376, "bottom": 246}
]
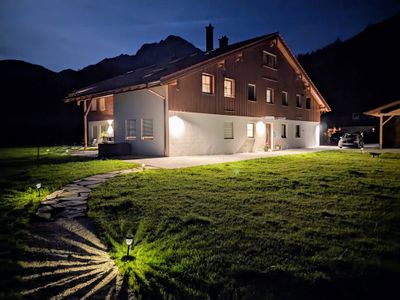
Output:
[{"left": 21, "top": 219, "right": 122, "bottom": 299}]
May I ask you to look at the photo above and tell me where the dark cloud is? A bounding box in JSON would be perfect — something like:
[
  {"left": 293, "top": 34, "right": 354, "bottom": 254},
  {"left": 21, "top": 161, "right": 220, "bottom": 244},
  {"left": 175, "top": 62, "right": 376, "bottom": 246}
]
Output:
[{"left": 0, "top": 0, "right": 398, "bottom": 71}]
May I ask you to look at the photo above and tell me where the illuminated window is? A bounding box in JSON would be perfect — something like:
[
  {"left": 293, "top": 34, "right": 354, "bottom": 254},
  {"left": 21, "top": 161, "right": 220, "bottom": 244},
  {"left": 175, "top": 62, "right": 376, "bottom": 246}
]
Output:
[
  {"left": 281, "top": 124, "right": 287, "bottom": 138},
  {"left": 247, "top": 123, "right": 255, "bottom": 138},
  {"left": 263, "top": 51, "right": 277, "bottom": 69},
  {"left": 281, "top": 91, "right": 288, "bottom": 106},
  {"left": 248, "top": 84, "right": 256, "bottom": 101},
  {"left": 224, "top": 122, "right": 234, "bottom": 139},
  {"left": 266, "top": 88, "right": 274, "bottom": 103},
  {"left": 296, "top": 94, "right": 302, "bottom": 108},
  {"left": 90, "top": 99, "right": 97, "bottom": 111},
  {"left": 141, "top": 119, "right": 154, "bottom": 140},
  {"left": 125, "top": 119, "right": 136, "bottom": 140},
  {"left": 224, "top": 78, "right": 235, "bottom": 98},
  {"left": 295, "top": 125, "right": 301, "bottom": 138},
  {"left": 306, "top": 97, "right": 311, "bottom": 109},
  {"left": 99, "top": 97, "right": 106, "bottom": 111},
  {"left": 202, "top": 73, "right": 214, "bottom": 94}
]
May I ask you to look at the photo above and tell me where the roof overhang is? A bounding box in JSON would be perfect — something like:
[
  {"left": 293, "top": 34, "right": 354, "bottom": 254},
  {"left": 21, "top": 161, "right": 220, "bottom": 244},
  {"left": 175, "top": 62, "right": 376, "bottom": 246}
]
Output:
[
  {"left": 364, "top": 100, "right": 400, "bottom": 117},
  {"left": 64, "top": 80, "right": 161, "bottom": 103}
]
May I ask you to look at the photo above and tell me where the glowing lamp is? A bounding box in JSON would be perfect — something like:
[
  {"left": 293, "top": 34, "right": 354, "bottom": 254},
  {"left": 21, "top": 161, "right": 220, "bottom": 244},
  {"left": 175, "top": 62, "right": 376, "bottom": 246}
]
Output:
[
  {"left": 36, "top": 183, "right": 42, "bottom": 197},
  {"left": 256, "top": 121, "right": 265, "bottom": 135},
  {"left": 126, "top": 235, "right": 133, "bottom": 257},
  {"left": 169, "top": 116, "right": 185, "bottom": 137}
]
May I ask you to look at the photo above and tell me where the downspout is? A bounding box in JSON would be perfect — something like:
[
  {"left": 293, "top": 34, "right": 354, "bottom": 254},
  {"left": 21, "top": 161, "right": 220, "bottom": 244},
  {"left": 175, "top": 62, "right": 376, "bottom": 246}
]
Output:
[{"left": 146, "top": 86, "right": 169, "bottom": 157}]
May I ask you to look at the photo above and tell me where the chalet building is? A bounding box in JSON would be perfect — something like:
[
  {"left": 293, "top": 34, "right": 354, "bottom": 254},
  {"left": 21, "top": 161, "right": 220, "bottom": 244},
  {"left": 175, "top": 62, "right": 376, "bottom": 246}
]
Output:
[{"left": 65, "top": 25, "right": 330, "bottom": 156}]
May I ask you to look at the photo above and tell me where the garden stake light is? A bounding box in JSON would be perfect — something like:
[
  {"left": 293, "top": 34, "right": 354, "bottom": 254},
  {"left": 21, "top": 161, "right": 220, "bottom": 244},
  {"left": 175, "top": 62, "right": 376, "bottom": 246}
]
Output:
[
  {"left": 126, "top": 235, "right": 133, "bottom": 258},
  {"left": 36, "top": 183, "right": 42, "bottom": 197}
]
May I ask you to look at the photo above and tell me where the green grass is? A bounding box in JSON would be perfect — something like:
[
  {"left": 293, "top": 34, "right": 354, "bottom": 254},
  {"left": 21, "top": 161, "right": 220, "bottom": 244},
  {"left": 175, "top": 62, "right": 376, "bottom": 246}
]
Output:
[
  {"left": 0, "top": 147, "right": 136, "bottom": 298},
  {"left": 88, "top": 151, "right": 400, "bottom": 299}
]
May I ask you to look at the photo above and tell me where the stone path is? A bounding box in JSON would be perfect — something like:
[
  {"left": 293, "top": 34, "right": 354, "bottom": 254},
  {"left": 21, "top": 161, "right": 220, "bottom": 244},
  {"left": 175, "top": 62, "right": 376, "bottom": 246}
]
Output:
[
  {"left": 36, "top": 168, "right": 140, "bottom": 220},
  {"left": 23, "top": 167, "right": 146, "bottom": 299}
]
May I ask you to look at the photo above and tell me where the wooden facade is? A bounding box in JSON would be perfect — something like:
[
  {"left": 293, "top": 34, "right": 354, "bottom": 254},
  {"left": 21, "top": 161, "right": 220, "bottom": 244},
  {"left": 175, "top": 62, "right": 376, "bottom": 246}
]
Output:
[
  {"left": 167, "top": 38, "right": 321, "bottom": 122},
  {"left": 87, "top": 95, "right": 114, "bottom": 122}
]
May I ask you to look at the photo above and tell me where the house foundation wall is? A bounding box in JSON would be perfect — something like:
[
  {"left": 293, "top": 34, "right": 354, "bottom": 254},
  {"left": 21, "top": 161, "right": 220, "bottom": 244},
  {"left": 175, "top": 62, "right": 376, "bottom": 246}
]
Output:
[{"left": 169, "top": 111, "right": 319, "bottom": 156}]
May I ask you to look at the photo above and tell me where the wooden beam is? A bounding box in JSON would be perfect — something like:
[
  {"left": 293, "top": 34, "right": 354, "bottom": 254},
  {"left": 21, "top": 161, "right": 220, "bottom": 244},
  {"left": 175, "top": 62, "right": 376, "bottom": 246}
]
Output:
[
  {"left": 379, "top": 115, "right": 383, "bottom": 149},
  {"left": 83, "top": 98, "right": 93, "bottom": 150},
  {"left": 382, "top": 115, "right": 395, "bottom": 126}
]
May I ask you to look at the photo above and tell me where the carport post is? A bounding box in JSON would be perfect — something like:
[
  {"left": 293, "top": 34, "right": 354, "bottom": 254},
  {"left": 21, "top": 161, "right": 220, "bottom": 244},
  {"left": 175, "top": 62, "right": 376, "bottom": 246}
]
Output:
[{"left": 379, "top": 115, "right": 383, "bottom": 149}]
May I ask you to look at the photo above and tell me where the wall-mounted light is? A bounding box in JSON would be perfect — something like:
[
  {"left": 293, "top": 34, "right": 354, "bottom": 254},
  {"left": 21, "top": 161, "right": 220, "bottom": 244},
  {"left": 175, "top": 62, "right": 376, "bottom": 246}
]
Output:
[
  {"left": 256, "top": 121, "right": 265, "bottom": 135},
  {"left": 169, "top": 116, "right": 185, "bottom": 137}
]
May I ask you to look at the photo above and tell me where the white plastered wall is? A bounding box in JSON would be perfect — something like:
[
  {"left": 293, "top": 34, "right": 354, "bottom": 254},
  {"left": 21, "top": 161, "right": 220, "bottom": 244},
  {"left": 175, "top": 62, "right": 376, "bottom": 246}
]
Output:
[
  {"left": 113, "top": 87, "right": 165, "bottom": 156},
  {"left": 169, "top": 111, "right": 320, "bottom": 156}
]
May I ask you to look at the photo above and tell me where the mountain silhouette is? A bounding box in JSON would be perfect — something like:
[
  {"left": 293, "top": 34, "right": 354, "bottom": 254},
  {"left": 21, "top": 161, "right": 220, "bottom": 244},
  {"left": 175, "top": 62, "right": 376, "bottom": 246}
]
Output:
[
  {"left": 298, "top": 13, "right": 400, "bottom": 128},
  {"left": 0, "top": 36, "right": 201, "bottom": 146}
]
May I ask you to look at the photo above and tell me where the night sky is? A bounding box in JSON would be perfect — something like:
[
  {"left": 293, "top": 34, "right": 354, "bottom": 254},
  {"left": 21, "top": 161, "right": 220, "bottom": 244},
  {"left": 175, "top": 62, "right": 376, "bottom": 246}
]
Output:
[{"left": 0, "top": 0, "right": 398, "bottom": 72}]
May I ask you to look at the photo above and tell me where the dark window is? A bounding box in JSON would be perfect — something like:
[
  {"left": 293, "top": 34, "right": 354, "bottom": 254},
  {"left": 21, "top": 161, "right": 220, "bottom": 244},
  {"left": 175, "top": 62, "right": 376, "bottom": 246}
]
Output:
[
  {"left": 281, "top": 124, "right": 287, "bottom": 138},
  {"left": 263, "top": 51, "right": 277, "bottom": 69},
  {"left": 296, "top": 94, "right": 302, "bottom": 108},
  {"left": 295, "top": 125, "right": 301, "bottom": 138},
  {"left": 248, "top": 84, "right": 256, "bottom": 101},
  {"left": 352, "top": 113, "right": 360, "bottom": 120},
  {"left": 306, "top": 98, "right": 311, "bottom": 109},
  {"left": 282, "top": 92, "right": 288, "bottom": 106}
]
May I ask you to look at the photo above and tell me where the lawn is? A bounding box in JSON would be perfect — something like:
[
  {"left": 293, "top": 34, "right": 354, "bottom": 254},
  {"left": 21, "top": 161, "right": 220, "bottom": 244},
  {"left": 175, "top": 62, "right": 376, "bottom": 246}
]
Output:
[
  {"left": 0, "top": 146, "right": 135, "bottom": 297},
  {"left": 89, "top": 151, "right": 400, "bottom": 299}
]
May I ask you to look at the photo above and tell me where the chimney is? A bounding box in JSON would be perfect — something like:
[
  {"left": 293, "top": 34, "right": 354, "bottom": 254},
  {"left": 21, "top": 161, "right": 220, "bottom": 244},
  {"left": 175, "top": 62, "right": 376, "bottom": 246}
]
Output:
[
  {"left": 219, "top": 35, "right": 228, "bottom": 49},
  {"left": 205, "top": 24, "right": 214, "bottom": 52}
]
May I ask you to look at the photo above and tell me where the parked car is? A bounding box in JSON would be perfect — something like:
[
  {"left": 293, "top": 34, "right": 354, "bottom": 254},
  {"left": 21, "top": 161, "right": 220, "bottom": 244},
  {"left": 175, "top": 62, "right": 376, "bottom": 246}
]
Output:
[{"left": 338, "top": 133, "right": 364, "bottom": 148}]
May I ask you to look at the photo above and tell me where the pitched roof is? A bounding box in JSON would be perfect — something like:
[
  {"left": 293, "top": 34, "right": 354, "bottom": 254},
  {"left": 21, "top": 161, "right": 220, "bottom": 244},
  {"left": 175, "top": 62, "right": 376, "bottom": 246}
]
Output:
[
  {"left": 65, "top": 33, "right": 277, "bottom": 102},
  {"left": 64, "top": 32, "right": 330, "bottom": 112}
]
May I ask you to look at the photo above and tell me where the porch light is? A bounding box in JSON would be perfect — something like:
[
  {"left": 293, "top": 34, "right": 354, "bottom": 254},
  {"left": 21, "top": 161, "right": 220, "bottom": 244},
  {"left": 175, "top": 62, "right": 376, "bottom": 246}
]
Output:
[
  {"left": 170, "top": 116, "right": 184, "bottom": 137},
  {"left": 107, "top": 120, "right": 114, "bottom": 137},
  {"left": 256, "top": 121, "right": 265, "bottom": 135},
  {"left": 126, "top": 235, "right": 133, "bottom": 257}
]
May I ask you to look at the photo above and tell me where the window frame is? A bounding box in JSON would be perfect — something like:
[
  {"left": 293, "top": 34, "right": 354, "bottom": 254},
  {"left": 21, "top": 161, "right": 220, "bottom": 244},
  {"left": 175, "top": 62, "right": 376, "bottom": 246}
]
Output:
[
  {"left": 296, "top": 94, "right": 302, "bottom": 108},
  {"left": 224, "top": 121, "right": 234, "bottom": 139},
  {"left": 247, "top": 123, "right": 255, "bottom": 138},
  {"left": 125, "top": 119, "right": 137, "bottom": 140},
  {"left": 224, "top": 78, "right": 235, "bottom": 98},
  {"left": 201, "top": 73, "right": 214, "bottom": 95},
  {"left": 248, "top": 84, "right": 256, "bottom": 101},
  {"left": 295, "top": 125, "right": 301, "bottom": 138},
  {"left": 281, "top": 124, "right": 287, "bottom": 138},
  {"left": 141, "top": 118, "right": 154, "bottom": 141},
  {"left": 263, "top": 51, "right": 277, "bottom": 70},
  {"left": 266, "top": 88, "right": 274, "bottom": 103},
  {"left": 306, "top": 97, "right": 312, "bottom": 109},
  {"left": 281, "top": 91, "right": 288, "bottom": 106}
]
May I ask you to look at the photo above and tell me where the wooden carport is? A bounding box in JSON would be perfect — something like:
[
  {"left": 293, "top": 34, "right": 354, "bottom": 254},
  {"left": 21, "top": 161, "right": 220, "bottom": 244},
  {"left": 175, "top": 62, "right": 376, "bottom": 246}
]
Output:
[{"left": 364, "top": 100, "right": 400, "bottom": 149}]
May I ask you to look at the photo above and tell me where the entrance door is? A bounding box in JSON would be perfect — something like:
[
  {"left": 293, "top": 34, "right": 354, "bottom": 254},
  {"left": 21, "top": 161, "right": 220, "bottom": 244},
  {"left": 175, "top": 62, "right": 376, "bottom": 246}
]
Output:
[{"left": 265, "top": 124, "right": 272, "bottom": 149}]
